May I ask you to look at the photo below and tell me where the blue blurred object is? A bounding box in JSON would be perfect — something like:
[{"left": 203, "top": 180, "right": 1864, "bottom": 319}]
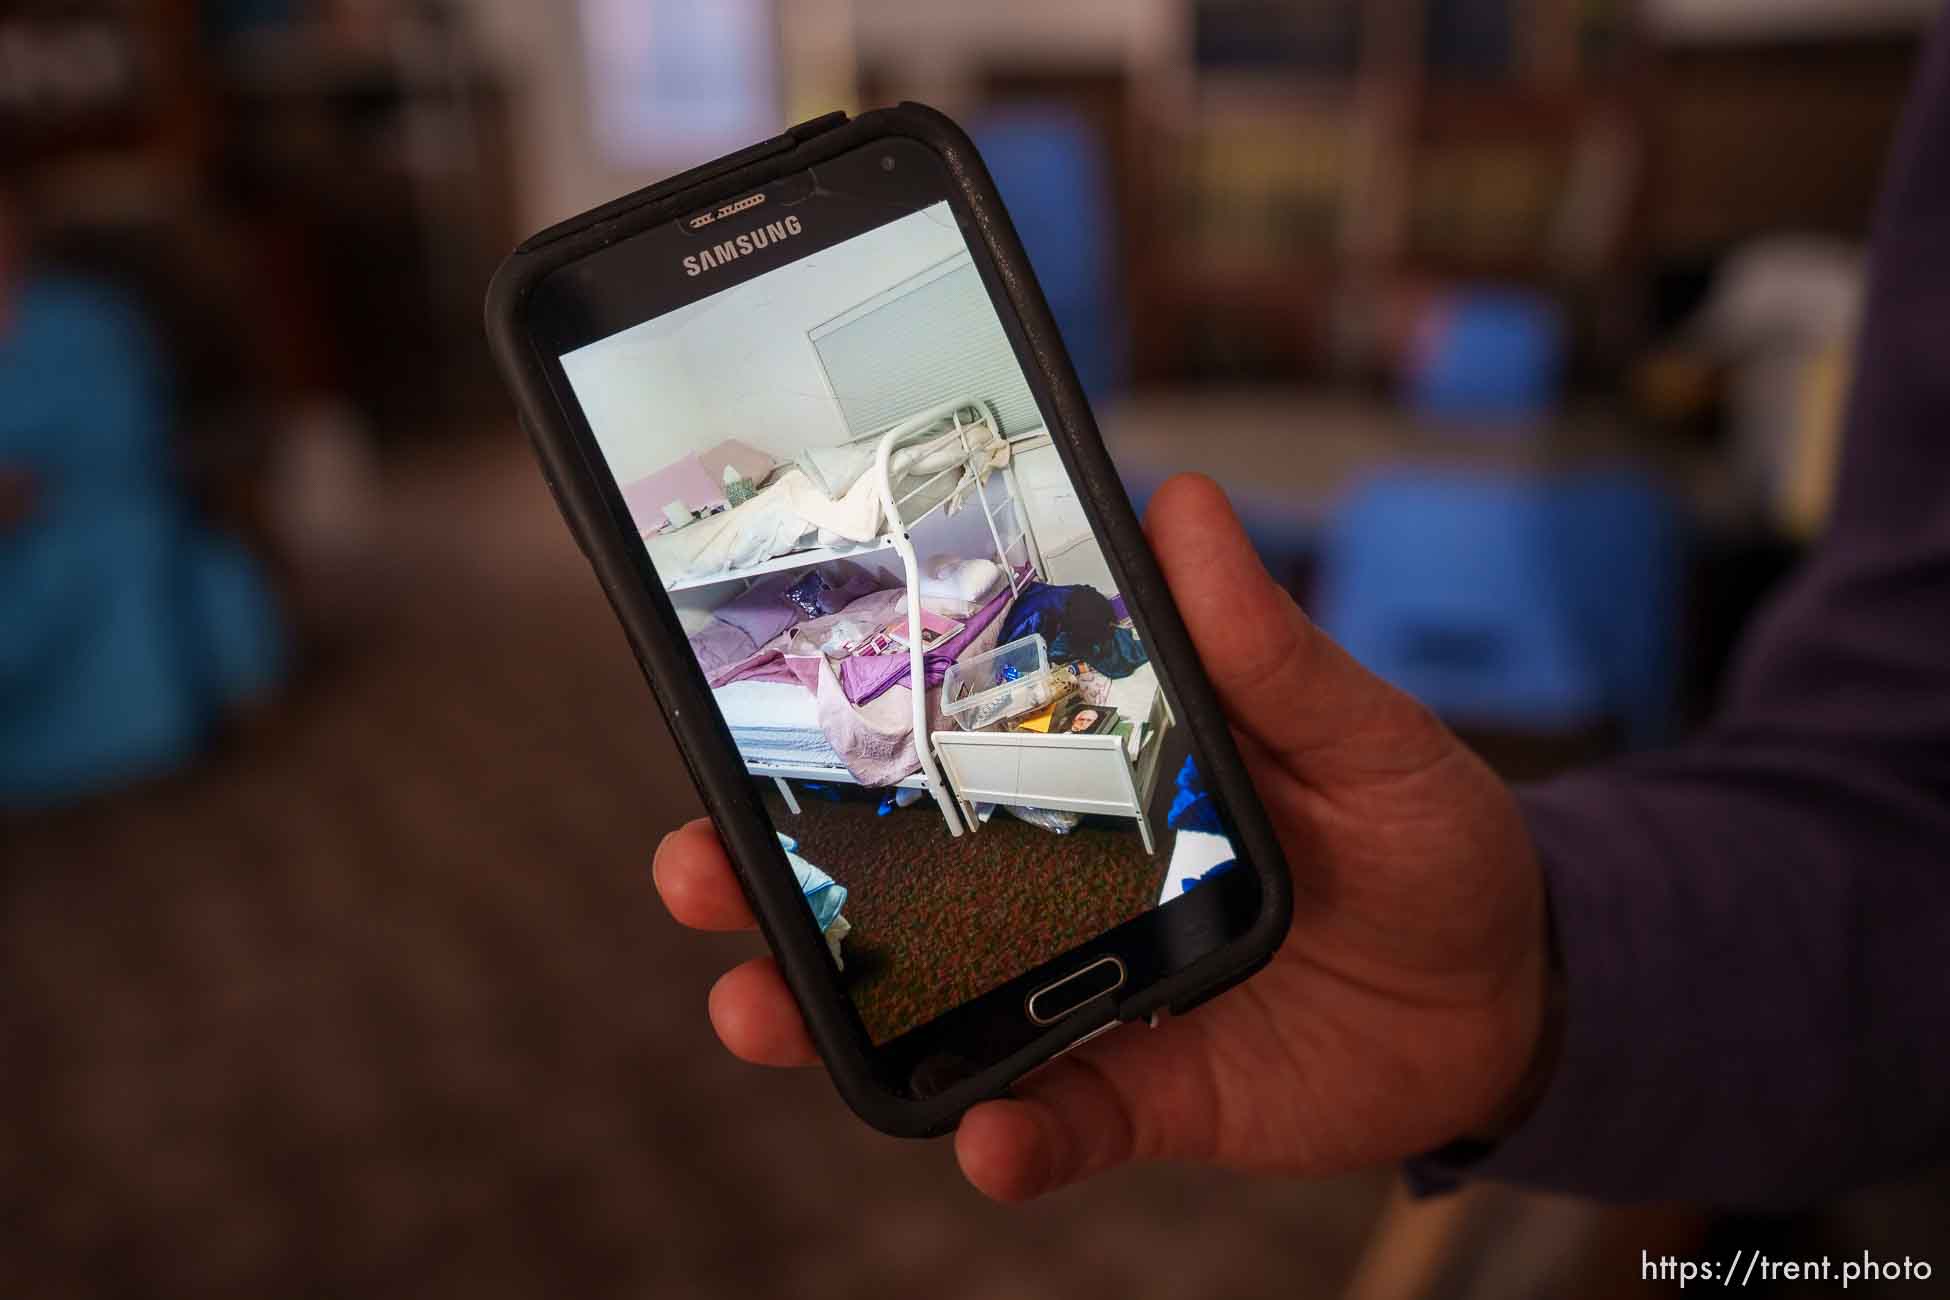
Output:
[
  {"left": 1179, "top": 859, "right": 1240, "bottom": 892},
  {"left": 1166, "top": 754, "right": 1224, "bottom": 836},
  {"left": 1548, "top": 474, "right": 1686, "bottom": 749},
  {"left": 1425, "top": 0, "right": 1517, "bottom": 79},
  {"left": 776, "top": 833, "right": 849, "bottom": 933},
  {"left": 970, "top": 107, "right": 1124, "bottom": 398},
  {"left": 201, "top": 0, "right": 302, "bottom": 41},
  {"left": 1317, "top": 470, "right": 1682, "bottom": 747},
  {"left": 1408, "top": 289, "right": 1566, "bottom": 427},
  {"left": 0, "top": 276, "right": 288, "bottom": 807}
]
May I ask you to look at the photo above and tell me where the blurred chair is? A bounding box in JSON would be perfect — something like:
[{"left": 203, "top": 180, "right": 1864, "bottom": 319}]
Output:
[
  {"left": 0, "top": 275, "right": 288, "bottom": 807},
  {"left": 970, "top": 106, "right": 1124, "bottom": 398},
  {"left": 1317, "top": 469, "right": 1682, "bottom": 747},
  {"left": 1547, "top": 472, "right": 1685, "bottom": 749},
  {"left": 1407, "top": 288, "right": 1566, "bottom": 429}
]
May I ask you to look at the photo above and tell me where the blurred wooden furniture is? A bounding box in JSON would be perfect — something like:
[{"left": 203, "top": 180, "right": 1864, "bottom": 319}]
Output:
[
  {"left": 1, "top": 0, "right": 209, "bottom": 175},
  {"left": 1135, "top": 0, "right": 1650, "bottom": 384},
  {"left": 1101, "top": 389, "right": 1725, "bottom": 530},
  {"left": 215, "top": 22, "right": 518, "bottom": 430}
]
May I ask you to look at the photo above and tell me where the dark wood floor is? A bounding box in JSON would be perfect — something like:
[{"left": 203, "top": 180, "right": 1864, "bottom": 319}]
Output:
[{"left": 1, "top": 433, "right": 1387, "bottom": 1299}]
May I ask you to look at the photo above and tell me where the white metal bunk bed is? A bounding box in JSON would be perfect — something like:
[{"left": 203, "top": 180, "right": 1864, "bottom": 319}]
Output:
[{"left": 670, "top": 397, "right": 1045, "bottom": 836}]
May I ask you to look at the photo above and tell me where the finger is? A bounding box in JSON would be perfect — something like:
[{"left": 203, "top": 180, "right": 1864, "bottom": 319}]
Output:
[
  {"left": 1144, "top": 474, "right": 1448, "bottom": 782},
  {"left": 955, "top": 1063, "right": 1130, "bottom": 1202},
  {"left": 652, "top": 818, "right": 757, "bottom": 931},
  {"left": 707, "top": 957, "right": 820, "bottom": 1067},
  {"left": 955, "top": 1018, "right": 1222, "bottom": 1201},
  {"left": 956, "top": 1097, "right": 1063, "bottom": 1202}
]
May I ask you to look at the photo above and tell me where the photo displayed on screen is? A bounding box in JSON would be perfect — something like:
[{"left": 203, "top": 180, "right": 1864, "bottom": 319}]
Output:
[{"left": 559, "top": 201, "right": 1246, "bottom": 1043}]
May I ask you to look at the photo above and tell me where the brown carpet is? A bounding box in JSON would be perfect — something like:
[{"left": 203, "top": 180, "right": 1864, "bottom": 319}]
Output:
[
  {"left": 0, "top": 433, "right": 1387, "bottom": 1299},
  {"left": 763, "top": 781, "right": 1171, "bottom": 1044}
]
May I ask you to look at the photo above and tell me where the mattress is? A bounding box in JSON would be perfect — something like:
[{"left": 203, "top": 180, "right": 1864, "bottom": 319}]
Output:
[
  {"left": 713, "top": 679, "right": 843, "bottom": 766},
  {"left": 715, "top": 679, "right": 820, "bottom": 731}
]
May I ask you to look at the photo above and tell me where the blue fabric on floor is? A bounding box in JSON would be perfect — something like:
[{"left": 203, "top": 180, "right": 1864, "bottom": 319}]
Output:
[
  {"left": 1180, "top": 859, "right": 1240, "bottom": 891},
  {"left": 777, "top": 833, "right": 848, "bottom": 932},
  {"left": 1166, "top": 755, "right": 1224, "bottom": 836}
]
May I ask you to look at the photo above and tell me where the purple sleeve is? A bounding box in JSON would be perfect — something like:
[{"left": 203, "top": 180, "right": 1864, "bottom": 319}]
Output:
[{"left": 1422, "top": 16, "right": 1950, "bottom": 1205}]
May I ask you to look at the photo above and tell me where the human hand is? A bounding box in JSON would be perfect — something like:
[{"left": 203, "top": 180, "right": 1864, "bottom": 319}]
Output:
[{"left": 653, "top": 474, "right": 1548, "bottom": 1200}]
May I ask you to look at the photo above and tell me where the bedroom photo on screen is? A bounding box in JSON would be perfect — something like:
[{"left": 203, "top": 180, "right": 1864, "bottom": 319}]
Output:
[{"left": 559, "top": 202, "right": 1244, "bottom": 1043}]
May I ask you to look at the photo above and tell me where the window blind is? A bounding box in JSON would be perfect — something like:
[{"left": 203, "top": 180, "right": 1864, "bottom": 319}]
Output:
[{"left": 809, "top": 254, "right": 1044, "bottom": 440}]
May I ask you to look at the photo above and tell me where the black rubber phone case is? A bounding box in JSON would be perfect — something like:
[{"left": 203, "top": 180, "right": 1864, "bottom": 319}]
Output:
[{"left": 484, "top": 104, "right": 1293, "bottom": 1138}]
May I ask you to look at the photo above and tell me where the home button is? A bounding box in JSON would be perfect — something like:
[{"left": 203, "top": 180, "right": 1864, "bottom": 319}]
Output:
[{"left": 1026, "top": 956, "right": 1127, "bottom": 1026}]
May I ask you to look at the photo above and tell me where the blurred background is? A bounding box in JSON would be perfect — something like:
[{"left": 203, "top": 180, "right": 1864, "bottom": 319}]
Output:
[{"left": 3, "top": 0, "right": 1944, "bottom": 1295}]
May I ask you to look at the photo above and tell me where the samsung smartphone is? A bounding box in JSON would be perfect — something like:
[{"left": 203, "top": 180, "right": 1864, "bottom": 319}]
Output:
[{"left": 486, "top": 105, "right": 1290, "bottom": 1137}]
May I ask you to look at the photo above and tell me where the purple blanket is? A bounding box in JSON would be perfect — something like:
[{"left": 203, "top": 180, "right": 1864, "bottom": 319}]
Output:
[
  {"left": 699, "top": 583, "right": 1019, "bottom": 785},
  {"left": 837, "top": 581, "right": 1015, "bottom": 707},
  {"left": 702, "top": 590, "right": 910, "bottom": 691}
]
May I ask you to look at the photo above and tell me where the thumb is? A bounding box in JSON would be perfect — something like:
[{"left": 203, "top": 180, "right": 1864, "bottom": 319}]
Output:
[{"left": 1143, "top": 474, "right": 1448, "bottom": 786}]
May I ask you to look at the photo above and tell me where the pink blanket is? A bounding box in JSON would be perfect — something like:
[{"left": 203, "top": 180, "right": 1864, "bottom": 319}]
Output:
[
  {"left": 705, "top": 586, "right": 1013, "bottom": 785},
  {"left": 813, "top": 603, "right": 1010, "bottom": 785}
]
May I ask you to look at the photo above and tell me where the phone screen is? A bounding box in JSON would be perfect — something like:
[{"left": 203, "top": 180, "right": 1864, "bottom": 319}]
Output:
[{"left": 550, "top": 175, "right": 1253, "bottom": 1047}]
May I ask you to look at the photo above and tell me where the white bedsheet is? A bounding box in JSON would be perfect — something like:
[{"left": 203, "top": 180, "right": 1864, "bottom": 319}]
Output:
[
  {"left": 713, "top": 679, "right": 842, "bottom": 765},
  {"left": 738, "top": 736, "right": 840, "bottom": 764},
  {"left": 714, "top": 679, "right": 820, "bottom": 731}
]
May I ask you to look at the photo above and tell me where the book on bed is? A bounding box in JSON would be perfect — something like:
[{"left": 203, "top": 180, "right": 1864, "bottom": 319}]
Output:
[{"left": 849, "top": 611, "right": 964, "bottom": 657}]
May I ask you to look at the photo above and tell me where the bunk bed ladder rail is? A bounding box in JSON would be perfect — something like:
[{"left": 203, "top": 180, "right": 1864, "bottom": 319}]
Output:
[
  {"left": 993, "top": 458, "right": 1044, "bottom": 594},
  {"left": 958, "top": 409, "right": 1037, "bottom": 600},
  {"left": 872, "top": 399, "right": 993, "bottom": 839}
]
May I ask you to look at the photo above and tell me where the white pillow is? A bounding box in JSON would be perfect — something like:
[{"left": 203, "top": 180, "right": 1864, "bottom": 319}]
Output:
[
  {"left": 920, "top": 556, "right": 1006, "bottom": 607},
  {"left": 794, "top": 444, "right": 876, "bottom": 500}
]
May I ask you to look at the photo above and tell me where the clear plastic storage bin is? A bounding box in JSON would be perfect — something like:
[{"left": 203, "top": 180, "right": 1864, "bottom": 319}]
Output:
[{"left": 941, "top": 634, "right": 1052, "bottom": 730}]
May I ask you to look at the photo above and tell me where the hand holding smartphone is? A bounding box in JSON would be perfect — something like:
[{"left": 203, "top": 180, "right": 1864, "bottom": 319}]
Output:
[{"left": 488, "top": 106, "right": 1548, "bottom": 1198}]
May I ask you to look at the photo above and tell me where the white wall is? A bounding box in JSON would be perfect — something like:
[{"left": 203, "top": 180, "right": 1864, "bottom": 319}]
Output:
[
  {"left": 1013, "top": 443, "right": 1117, "bottom": 594},
  {"left": 557, "top": 311, "right": 717, "bottom": 488},
  {"left": 559, "top": 203, "right": 969, "bottom": 488}
]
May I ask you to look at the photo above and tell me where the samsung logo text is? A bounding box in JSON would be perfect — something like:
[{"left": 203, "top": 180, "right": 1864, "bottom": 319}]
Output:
[{"left": 684, "top": 215, "right": 803, "bottom": 276}]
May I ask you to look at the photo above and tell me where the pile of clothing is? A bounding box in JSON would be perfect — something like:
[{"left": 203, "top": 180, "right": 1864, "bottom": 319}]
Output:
[{"left": 997, "top": 580, "right": 1148, "bottom": 679}]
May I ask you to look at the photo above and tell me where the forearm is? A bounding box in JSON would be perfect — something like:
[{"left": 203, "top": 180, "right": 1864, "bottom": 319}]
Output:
[{"left": 1449, "top": 744, "right": 1950, "bottom": 1207}]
